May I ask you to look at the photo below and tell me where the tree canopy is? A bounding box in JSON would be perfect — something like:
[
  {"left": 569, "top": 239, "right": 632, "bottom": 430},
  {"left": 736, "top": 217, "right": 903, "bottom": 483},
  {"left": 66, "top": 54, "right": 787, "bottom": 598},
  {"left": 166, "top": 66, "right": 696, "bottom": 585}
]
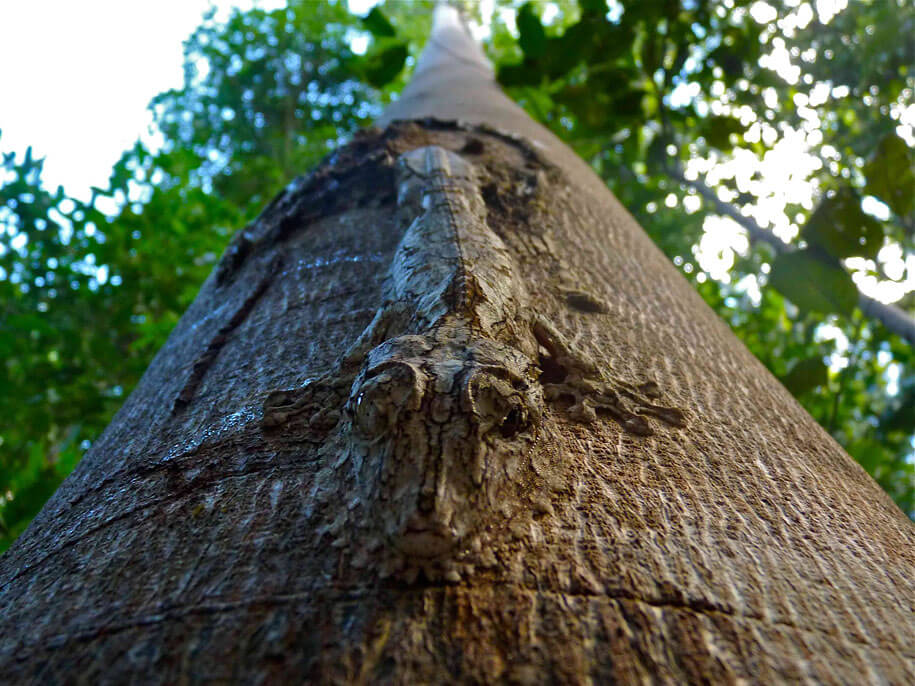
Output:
[{"left": 2, "top": 0, "right": 913, "bottom": 551}]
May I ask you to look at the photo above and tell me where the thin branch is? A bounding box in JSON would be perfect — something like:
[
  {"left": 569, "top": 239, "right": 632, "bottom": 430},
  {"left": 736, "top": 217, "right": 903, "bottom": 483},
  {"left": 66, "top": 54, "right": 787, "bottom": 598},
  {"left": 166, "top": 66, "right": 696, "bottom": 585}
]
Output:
[{"left": 668, "top": 165, "right": 915, "bottom": 346}]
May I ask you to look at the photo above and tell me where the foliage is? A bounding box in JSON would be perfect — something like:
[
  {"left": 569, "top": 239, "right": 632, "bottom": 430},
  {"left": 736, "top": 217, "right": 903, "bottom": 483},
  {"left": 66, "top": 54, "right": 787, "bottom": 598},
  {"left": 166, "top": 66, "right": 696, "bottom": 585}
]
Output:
[
  {"left": 1, "top": 0, "right": 913, "bottom": 550},
  {"left": 0, "top": 145, "right": 112, "bottom": 544}
]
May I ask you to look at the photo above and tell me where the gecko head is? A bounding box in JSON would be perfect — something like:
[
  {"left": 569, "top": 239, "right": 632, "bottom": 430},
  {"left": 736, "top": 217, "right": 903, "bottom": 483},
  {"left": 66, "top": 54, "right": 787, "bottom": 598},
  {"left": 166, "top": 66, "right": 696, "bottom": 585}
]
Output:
[{"left": 343, "top": 335, "right": 545, "bottom": 577}]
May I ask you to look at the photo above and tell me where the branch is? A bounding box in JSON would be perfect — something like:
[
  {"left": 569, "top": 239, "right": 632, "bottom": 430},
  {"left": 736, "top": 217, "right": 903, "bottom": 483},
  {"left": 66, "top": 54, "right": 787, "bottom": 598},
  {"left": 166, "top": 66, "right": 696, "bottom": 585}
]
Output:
[{"left": 668, "top": 166, "right": 915, "bottom": 346}]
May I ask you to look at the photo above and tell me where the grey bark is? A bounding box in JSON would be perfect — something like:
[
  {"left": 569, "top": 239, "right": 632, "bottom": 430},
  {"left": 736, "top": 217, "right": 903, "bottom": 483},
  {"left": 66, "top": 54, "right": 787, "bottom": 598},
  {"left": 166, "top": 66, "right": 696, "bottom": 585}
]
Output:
[{"left": 1, "top": 7, "right": 913, "bottom": 684}]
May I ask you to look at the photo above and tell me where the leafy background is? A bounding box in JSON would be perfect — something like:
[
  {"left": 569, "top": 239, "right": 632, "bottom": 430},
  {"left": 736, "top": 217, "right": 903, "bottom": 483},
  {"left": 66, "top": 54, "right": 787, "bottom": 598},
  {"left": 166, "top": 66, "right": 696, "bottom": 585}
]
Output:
[{"left": 2, "top": 0, "right": 913, "bottom": 551}]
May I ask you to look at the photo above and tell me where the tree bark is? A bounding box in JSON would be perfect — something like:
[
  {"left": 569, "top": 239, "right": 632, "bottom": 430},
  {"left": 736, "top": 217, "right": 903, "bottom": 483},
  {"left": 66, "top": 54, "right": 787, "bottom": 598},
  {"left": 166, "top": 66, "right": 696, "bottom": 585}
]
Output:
[{"left": 2, "top": 7, "right": 913, "bottom": 684}]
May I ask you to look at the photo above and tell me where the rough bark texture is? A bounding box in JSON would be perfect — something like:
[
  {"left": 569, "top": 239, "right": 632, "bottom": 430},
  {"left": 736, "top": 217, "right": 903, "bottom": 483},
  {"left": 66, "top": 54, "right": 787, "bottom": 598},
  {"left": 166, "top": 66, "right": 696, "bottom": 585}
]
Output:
[{"left": 1, "top": 8, "right": 913, "bottom": 684}]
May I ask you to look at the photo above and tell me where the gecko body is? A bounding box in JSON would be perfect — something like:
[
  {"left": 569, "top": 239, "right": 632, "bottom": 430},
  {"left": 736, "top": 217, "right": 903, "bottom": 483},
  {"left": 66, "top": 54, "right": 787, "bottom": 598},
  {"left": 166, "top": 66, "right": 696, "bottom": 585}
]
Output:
[{"left": 263, "top": 145, "right": 683, "bottom": 581}]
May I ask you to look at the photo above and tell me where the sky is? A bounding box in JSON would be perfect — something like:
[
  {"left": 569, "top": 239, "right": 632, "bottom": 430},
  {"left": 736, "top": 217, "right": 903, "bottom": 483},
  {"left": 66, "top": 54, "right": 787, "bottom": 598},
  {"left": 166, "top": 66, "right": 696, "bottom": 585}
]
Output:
[{"left": 0, "top": 0, "right": 282, "bottom": 202}]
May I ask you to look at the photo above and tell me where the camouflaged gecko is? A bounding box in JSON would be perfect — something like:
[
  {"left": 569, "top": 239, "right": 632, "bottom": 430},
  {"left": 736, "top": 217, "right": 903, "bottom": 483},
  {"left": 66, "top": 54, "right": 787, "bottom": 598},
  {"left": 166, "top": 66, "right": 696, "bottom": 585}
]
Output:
[{"left": 262, "top": 145, "right": 684, "bottom": 581}]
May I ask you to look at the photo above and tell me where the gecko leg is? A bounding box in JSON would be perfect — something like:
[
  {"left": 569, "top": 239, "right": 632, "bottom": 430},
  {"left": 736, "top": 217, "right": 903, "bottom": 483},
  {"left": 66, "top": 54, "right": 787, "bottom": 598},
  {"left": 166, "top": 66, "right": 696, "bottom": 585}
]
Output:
[
  {"left": 262, "top": 304, "right": 410, "bottom": 430},
  {"left": 532, "top": 316, "right": 684, "bottom": 435}
]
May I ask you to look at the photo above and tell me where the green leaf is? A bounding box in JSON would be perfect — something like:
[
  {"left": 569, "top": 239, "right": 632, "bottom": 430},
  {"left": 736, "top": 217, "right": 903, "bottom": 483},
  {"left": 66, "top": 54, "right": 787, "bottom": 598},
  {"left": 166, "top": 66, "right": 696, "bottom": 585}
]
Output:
[
  {"left": 498, "top": 59, "right": 542, "bottom": 87},
  {"left": 802, "top": 187, "right": 883, "bottom": 259},
  {"left": 517, "top": 3, "right": 547, "bottom": 58},
  {"left": 781, "top": 356, "right": 829, "bottom": 396},
  {"left": 546, "top": 23, "right": 591, "bottom": 77},
  {"left": 613, "top": 88, "right": 647, "bottom": 119},
  {"left": 700, "top": 115, "right": 745, "bottom": 150},
  {"left": 586, "top": 64, "right": 639, "bottom": 93},
  {"left": 579, "top": 0, "right": 608, "bottom": 15},
  {"left": 864, "top": 133, "right": 914, "bottom": 217},
  {"left": 361, "top": 7, "right": 396, "bottom": 38},
  {"left": 880, "top": 382, "right": 915, "bottom": 434},
  {"left": 358, "top": 40, "right": 408, "bottom": 88},
  {"left": 707, "top": 45, "right": 743, "bottom": 78},
  {"left": 769, "top": 250, "right": 857, "bottom": 317},
  {"left": 849, "top": 440, "right": 887, "bottom": 474}
]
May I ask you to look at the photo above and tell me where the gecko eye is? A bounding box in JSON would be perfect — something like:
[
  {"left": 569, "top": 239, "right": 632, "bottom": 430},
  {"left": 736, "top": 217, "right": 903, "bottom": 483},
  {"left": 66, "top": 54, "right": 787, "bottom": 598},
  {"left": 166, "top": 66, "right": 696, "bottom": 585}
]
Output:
[
  {"left": 499, "top": 406, "right": 527, "bottom": 438},
  {"left": 350, "top": 362, "right": 423, "bottom": 440},
  {"left": 466, "top": 368, "right": 538, "bottom": 439}
]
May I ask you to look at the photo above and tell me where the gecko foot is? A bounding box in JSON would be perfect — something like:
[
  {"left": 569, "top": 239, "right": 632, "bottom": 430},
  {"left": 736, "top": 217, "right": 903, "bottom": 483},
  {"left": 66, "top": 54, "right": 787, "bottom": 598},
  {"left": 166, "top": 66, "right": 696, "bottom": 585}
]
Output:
[
  {"left": 533, "top": 316, "right": 685, "bottom": 436},
  {"left": 543, "top": 380, "right": 685, "bottom": 436}
]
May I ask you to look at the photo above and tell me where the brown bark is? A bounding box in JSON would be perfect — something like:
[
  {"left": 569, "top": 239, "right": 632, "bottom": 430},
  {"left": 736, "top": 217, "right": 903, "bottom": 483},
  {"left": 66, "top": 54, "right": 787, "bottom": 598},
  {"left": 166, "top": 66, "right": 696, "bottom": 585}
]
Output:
[{"left": 1, "top": 7, "right": 913, "bottom": 684}]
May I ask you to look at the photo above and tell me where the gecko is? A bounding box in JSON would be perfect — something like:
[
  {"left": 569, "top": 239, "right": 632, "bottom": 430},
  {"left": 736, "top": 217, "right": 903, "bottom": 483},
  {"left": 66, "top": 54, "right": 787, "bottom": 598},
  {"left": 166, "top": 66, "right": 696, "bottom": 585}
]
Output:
[{"left": 262, "top": 145, "right": 684, "bottom": 581}]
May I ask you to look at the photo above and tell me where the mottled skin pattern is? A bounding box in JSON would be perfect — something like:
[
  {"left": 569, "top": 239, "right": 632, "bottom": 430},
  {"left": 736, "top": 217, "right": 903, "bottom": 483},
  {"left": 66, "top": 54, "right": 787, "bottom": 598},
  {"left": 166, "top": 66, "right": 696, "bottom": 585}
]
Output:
[{"left": 263, "top": 147, "right": 683, "bottom": 580}]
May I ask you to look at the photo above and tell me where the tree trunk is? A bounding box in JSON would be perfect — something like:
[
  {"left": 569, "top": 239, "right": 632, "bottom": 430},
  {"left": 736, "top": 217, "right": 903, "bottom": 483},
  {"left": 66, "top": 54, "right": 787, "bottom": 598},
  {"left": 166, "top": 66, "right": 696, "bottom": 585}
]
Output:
[{"left": 2, "top": 7, "right": 913, "bottom": 684}]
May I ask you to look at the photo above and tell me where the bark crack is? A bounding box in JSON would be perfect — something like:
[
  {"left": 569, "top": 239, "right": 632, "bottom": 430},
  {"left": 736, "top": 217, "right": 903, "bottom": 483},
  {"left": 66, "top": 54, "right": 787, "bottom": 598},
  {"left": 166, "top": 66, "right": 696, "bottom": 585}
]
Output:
[
  {"left": 172, "top": 256, "right": 280, "bottom": 413},
  {"left": 7, "top": 585, "right": 910, "bottom": 664}
]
